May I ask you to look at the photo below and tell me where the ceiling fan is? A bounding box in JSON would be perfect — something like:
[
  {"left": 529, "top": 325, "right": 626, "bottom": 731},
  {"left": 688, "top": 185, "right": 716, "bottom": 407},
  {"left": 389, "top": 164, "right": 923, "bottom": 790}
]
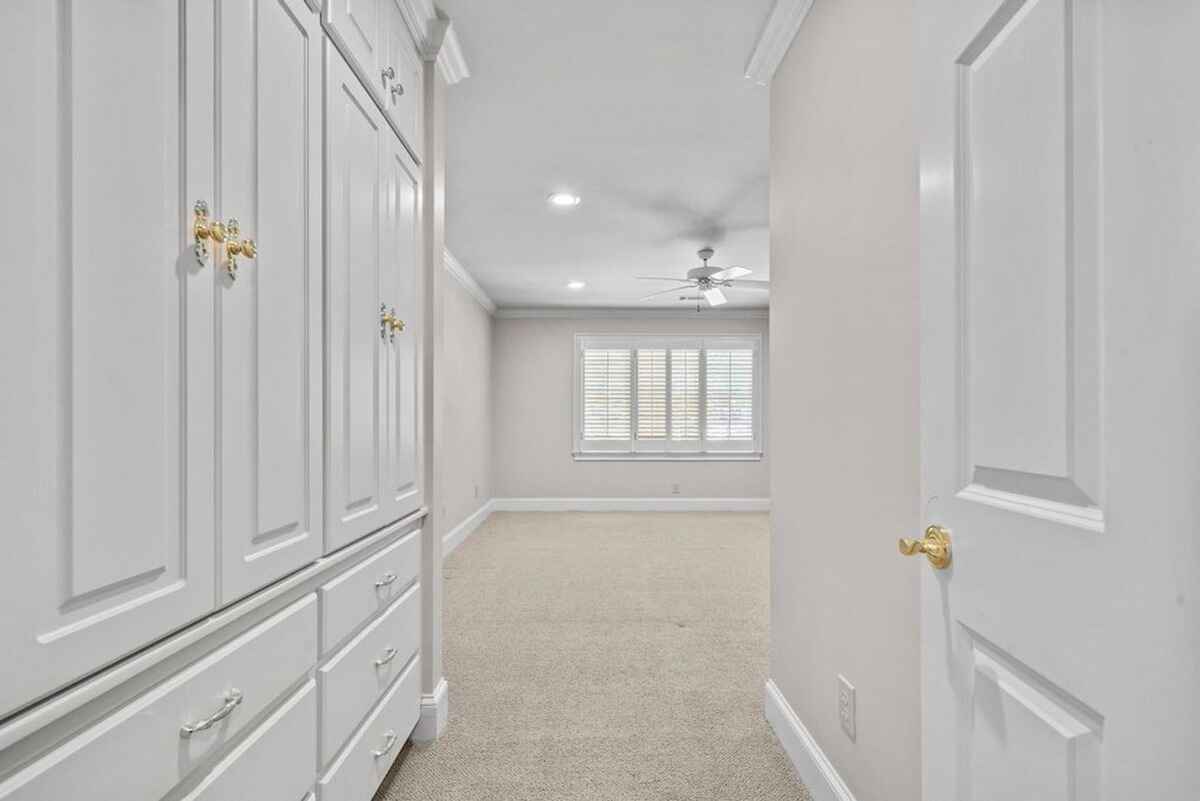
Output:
[{"left": 637, "top": 248, "right": 769, "bottom": 309}]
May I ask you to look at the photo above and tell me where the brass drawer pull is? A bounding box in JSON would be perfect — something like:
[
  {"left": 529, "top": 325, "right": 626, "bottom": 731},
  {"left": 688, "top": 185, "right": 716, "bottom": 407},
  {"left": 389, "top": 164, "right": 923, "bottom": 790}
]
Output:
[
  {"left": 373, "top": 647, "right": 398, "bottom": 667},
  {"left": 180, "top": 689, "right": 243, "bottom": 738}
]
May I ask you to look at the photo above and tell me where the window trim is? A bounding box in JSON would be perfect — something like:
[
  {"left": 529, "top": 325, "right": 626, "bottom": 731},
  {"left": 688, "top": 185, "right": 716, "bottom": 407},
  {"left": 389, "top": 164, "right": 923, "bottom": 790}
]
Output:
[{"left": 572, "top": 333, "right": 764, "bottom": 462}]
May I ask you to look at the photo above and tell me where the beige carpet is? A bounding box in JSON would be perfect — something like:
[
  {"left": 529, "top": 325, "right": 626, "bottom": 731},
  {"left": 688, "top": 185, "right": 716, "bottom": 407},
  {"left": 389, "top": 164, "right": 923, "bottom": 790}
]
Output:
[{"left": 377, "top": 511, "right": 810, "bottom": 801}]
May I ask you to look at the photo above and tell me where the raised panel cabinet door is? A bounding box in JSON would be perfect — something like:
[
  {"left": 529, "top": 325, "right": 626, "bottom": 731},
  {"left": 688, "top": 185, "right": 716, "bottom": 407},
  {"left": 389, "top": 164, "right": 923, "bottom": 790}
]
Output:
[
  {"left": 325, "top": 0, "right": 384, "bottom": 105},
  {"left": 0, "top": 0, "right": 216, "bottom": 717},
  {"left": 380, "top": 132, "right": 422, "bottom": 523},
  {"left": 380, "top": 0, "right": 423, "bottom": 158},
  {"left": 325, "top": 46, "right": 390, "bottom": 553},
  {"left": 217, "top": 0, "right": 324, "bottom": 603}
]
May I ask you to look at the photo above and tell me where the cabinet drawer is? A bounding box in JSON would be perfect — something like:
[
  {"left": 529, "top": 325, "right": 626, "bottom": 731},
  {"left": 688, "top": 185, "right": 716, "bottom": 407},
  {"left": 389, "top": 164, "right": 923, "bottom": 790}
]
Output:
[
  {"left": 318, "top": 654, "right": 421, "bottom": 801},
  {"left": 318, "top": 583, "right": 420, "bottom": 763},
  {"left": 180, "top": 681, "right": 316, "bottom": 801},
  {"left": 0, "top": 596, "right": 317, "bottom": 801},
  {"left": 319, "top": 530, "right": 420, "bottom": 653}
]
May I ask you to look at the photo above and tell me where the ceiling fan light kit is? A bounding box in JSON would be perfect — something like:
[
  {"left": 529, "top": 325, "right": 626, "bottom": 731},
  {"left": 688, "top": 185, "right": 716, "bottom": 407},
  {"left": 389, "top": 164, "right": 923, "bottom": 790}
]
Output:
[{"left": 635, "top": 247, "right": 769, "bottom": 309}]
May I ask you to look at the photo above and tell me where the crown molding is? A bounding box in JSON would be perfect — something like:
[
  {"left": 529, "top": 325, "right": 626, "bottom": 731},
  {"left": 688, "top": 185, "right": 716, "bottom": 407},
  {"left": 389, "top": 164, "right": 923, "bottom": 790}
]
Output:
[
  {"left": 494, "top": 307, "right": 768, "bottom": 320},
  {"left": 443, "top": 249, "right": 496, "bottom": 314},
  {"left": 744, "top": 0, "right": 815, "bottom": 85},
  {"left": 399, "top": 1, "right": 470, "bottom": 85},
  {"left": 437, "top": 23, "right": 470, "bottom": 85}
]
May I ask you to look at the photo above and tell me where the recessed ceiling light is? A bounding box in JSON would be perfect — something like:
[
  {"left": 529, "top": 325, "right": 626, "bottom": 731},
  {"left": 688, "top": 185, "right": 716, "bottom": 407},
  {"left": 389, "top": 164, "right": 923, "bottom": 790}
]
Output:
[
  {"left": 567, "top": 281, "right": 586, "bottom": 290},
  {"left": 547, "top": 192, "right": 582, "bottom": 208}
]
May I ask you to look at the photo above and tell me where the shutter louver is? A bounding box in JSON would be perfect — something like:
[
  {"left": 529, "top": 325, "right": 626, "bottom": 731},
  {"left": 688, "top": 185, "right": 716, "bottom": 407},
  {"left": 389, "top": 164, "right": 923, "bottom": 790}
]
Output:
[
  {"left": 582, "top": 349, "right": 632, "bottom": 440},
  {"left": 705, "top": 349, "right": 755, "bottom": 441},
  {"left": 636, "top": 349, "right": 667, "bottom": 440},
  {"left": 670, "top": 349, "right": 700, "bottom": 440}
]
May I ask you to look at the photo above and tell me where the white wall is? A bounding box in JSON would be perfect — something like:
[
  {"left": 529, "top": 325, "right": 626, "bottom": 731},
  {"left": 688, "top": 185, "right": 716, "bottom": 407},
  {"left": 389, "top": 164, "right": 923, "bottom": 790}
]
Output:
[
  {"left": 437, "top": 269, "right": 494, "bottom": 533},
  {"left": 491, "top": 315, "right": 770, "bottom": 500},
  {"left": 767, "top": 1, "right": 920, "bottom": 799}
]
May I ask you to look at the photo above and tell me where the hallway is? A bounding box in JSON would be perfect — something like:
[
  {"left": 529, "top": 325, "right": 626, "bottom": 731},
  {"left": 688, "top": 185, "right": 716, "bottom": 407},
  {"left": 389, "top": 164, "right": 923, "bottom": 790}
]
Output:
[{"left": 379, "top": 512, "right": 808, "bottom": 800}]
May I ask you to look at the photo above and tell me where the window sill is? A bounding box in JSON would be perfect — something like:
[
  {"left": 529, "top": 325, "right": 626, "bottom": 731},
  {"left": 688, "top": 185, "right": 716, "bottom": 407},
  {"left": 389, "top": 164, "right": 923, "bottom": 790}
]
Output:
[{"left": 573, "top": 452, "right": 763, "bottom": 463}]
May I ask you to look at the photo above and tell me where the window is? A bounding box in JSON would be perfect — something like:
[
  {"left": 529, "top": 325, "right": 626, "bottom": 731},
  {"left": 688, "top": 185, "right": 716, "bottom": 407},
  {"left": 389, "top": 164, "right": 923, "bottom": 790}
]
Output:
[{"left": 575, "top": 335, "right": 763, "bottom": 459}]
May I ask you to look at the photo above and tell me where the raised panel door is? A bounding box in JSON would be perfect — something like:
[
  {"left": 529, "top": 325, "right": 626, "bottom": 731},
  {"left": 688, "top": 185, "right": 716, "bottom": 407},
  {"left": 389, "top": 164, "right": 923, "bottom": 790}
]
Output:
[
  {"left": 325, "top": 0, "right": 384, "bottom": 105},
  {"left": 380, "top": 132, "right": 422, "bottom": 523},
  {"left": 0, "top": 0, "right": 216, "bottom": 717},
  {"left": 217, "top": 0, "right": 324, "bottom": 602},
  {"left": 380, "top": 0, "right": 423, "bottom": 158},
  {"left": 325, "top": 46, "right": 389, "bottom": 552},
  {"left": 919, "top": 0, "right": 1200, "bottom": 797}
]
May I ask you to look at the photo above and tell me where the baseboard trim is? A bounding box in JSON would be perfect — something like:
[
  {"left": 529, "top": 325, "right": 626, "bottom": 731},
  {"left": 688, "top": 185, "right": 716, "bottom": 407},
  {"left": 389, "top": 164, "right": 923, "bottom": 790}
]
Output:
[
  {"left": 764, "top": 680, "right": 858, "bottom": 801},
  {"left": 491, "top": 497, "right": 771, "bottom": 512},
  {"left": 442, "top": 499, "right": 494, "bottom": 557},
  {"left": 412, "top": 677, "right": 448, "bottom": 742}
]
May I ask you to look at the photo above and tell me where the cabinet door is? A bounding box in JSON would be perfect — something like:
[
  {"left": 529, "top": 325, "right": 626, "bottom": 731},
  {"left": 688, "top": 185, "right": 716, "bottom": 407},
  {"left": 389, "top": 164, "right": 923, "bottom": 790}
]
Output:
[
  {"left": 325, "top": 0, "right": 384, "bottom": 104},
  {"left": 325, "top": 47, "right": 391, "bottom": 553},
  {"left": 0, "top": 0, "right": 216, "bottom": 717},
  {"left": 380, "top": 0, "right": 424, "bottom": 159},
  {"left": 216, "top": 0, "right": 324, "bottom": 602},
  {"left": 381, "top": 133, "right": 423, "bottom": 522}
]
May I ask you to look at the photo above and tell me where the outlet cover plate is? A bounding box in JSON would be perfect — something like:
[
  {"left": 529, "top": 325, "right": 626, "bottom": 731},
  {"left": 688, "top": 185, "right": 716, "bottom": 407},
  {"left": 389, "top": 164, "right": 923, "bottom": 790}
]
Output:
[{"left": 838, "top": 675, "right": 856, "bottom": 742}]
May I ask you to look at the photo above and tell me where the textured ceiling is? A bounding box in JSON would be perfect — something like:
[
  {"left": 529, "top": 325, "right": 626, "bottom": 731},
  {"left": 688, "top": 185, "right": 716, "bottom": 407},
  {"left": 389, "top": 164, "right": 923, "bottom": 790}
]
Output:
[{"left": 439, "top": 0, "right": 774, "bottom": 309}]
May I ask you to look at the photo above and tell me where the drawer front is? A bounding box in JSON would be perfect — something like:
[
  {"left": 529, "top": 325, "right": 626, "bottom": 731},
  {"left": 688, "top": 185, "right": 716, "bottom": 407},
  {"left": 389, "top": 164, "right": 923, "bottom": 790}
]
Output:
[
  {"left": 319, "top": 530, "right": 420, "bottom": 653},
  {"left": 318, "top": 583, "right": 420, "bottom": 763},
  {"left": 180, "top": 681, "right": 316, "bottom": 801},
  {"left": 318, "top": 654, "right": 421, "bottom": 801},
  {"left": 0, "top": 596, "right": 317, "bottom": 801}
]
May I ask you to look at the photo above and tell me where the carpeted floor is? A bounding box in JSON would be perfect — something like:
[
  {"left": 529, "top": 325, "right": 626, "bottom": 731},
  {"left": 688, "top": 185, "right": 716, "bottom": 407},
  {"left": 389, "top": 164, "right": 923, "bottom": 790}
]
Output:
[{"left": 377, "top": 511, "right": 810, "bottom": 801}]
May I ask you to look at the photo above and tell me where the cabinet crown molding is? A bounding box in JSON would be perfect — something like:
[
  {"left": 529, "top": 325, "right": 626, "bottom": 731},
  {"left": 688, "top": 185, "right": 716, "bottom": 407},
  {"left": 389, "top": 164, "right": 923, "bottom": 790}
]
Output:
[
  {"left": 744, "top": 0, "right": 815, "bottom": 86},
  {"left": 399, "top": 1, "right": 471, "bottom": 85}
]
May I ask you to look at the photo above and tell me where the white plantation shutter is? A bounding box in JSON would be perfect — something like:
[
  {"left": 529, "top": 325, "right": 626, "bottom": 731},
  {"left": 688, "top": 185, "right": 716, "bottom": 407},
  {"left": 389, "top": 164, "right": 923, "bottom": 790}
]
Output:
[
  {"left": 670, "top": 349, "right": 700, "bottom": 440},
  {"left": 582, "top": 348, "right": 632, "bottom": 441},
  {"left": 576, "top": 335, "right": 760, "bottom": 456},
  {"left": 636, "top": 349, "right": 667, "bottom": 440},
  {"left": 705, "top": 349, "right": 755, "bottom": 441}
]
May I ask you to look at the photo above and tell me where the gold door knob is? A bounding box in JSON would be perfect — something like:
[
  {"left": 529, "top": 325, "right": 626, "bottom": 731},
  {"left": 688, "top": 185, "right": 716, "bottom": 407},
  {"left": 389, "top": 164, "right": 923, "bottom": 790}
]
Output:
[
  {"left": 899, "top": 525, "right": 952, "bottom": 569},
  {"left": 390, "top": 317, "right": 405, "bottom": 334}
]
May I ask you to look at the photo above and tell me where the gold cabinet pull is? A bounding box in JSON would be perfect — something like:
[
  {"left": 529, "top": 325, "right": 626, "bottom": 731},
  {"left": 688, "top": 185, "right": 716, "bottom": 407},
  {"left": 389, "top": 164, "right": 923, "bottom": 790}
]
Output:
[
  {"left": 381, "top": 304, "right": 395, "bottom": 341},
  {"left": 389, "top": 310, "right": 405, "bottom": 337},
  {"left": 899, "top": 525, "right": 952, "bottom": 570},
  {"left": 222, "top": 218, "right": 257, "bottom": 281},
  {"left": 192, "top": 200, "right": 226, "bottom": 266}
]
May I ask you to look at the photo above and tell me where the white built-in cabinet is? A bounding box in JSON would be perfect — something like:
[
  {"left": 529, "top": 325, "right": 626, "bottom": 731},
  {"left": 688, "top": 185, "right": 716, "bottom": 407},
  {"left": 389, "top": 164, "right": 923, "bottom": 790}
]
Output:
[
  {"left": 325, "top": 47, "right": 422, "bottom": 553},
  {"left": 0, "top": 0, "right": 428, "bottom": 776}
]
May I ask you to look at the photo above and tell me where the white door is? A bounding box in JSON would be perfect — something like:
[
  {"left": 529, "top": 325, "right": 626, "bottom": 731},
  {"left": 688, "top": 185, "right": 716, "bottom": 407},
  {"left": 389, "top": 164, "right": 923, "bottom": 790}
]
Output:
[
  {"left": 325, "top": 47, "right": 391, "bottom": 552},
  {"left": 0, "top": 0, "right": 216, "bottom": 716},
  {"left": 380, "top": 133, "right": 423, "bottom": 523},
  {"left": 326, "top": 0, "right": 385, "bottom": 103},
  {"left": 919, "top": 0, "right": 1200, "bottom": 798},
  {"left": 380, "top": 0, "right": 423, "bottom": 157},
  {"left": 217, "top": 0, "right": 324, "bottom": 602}
]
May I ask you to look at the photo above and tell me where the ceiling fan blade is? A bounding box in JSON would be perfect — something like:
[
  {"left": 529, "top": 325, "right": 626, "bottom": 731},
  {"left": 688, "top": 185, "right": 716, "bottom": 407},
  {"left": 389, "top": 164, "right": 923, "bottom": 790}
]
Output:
[
  {"left": 729, "top": 279, "right": 770, "bottom": 290},
  {"left": 709, "top": 266, "right": 752, "bottom": 280},
  {"left": 640, "top": 286, "right": 689, "bottom": 301},
  {"left": 703, "top": 287, "right": 728, "bottom": 307},
  {"left": 635, "top": 276, "right": 694, "bottom": 283}
]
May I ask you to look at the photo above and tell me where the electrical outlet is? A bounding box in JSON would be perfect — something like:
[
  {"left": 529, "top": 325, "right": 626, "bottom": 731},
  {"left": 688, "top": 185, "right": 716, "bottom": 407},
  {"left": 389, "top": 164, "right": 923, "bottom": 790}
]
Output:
[
  {"left": 838, "top": 675, "right": 856, "bottom": 742},
  {"left": 671, "top": 483, "right": 681, "bottom": 495}
]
